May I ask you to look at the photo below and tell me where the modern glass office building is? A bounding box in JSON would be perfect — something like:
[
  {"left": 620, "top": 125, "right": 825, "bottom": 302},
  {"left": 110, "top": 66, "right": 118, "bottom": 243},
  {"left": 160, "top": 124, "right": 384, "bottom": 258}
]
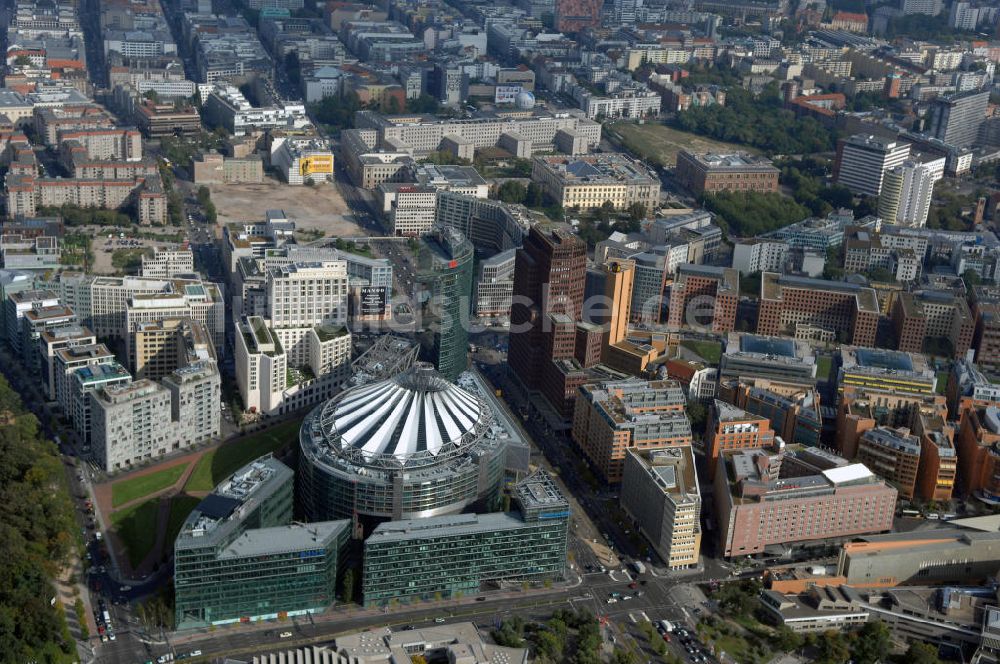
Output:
[
  {"left": 173, "top": 455, "right": 350, "bottom": 629},
  {"left": 298, "top": 364, "right": 506, "bottom": 528},
  {"left": 415, "top": 226, "right": 473, "bottom": 382},
  {"left": 361, "top": 472, "right": 569, "bottom": 607}
]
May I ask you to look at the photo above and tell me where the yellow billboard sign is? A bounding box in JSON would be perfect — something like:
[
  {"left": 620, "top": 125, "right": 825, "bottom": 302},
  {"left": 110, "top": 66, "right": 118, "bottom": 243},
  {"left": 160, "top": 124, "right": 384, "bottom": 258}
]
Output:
[{"left": 300, "top": 155, "right": 333, "bottom": 176}]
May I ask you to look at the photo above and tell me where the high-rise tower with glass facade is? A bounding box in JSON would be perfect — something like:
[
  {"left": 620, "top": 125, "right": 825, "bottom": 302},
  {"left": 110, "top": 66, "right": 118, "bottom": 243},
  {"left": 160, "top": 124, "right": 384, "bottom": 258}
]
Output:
[{"left": 415, "top": 226, "right": 473, "bottom": 382}]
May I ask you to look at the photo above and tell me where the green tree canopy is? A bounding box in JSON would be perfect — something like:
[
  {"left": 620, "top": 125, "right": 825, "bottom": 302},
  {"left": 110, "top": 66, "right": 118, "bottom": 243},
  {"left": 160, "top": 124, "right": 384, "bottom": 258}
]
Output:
[
  {"left": 0, "top": 374, "right": 77, "bottom": 661},
  {"left": 904, "top": 641, "right": 941, "bottom": 664},
  {"left": 674, "top": 84, "right": 838, "bottom": 155},
  {"left": 702, "top": 191, "right": 810, "bottom": 238}
]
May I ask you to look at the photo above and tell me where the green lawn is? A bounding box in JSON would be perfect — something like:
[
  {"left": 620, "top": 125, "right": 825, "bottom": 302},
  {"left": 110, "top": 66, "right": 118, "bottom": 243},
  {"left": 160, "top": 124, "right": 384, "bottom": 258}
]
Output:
[
  {"left": 184, "top": 418, "right": 303, "bottom": 492},
  {"left": 936, "top": 371, "right": 949, "bottom": 395},
  {"left": 110, "top": 498, "right": 160, "bottom": 569},
  {"left": 681, "top": 340, "right": 722, "bottom": 365},
  {"left": 111, "top": 463, "right": 189, "bottom": 508},
  {"left": 816, "top": 356, "right": 833, "bottom": 382},
  {"left": 608, "top": 122, "right": 758, "bottom": 168},
  {"left": 713, "top": 633, "right": 770, "bottom": 664},
  {"left": 162, "top": 495, "right": 201, "bottom": 557}
]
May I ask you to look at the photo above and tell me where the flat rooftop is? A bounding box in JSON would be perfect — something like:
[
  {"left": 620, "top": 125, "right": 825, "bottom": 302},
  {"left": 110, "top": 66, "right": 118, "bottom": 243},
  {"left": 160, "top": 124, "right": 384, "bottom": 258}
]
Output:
[
  {"left": 219, "top": 520, "right": 348, "bottom": 559},
  {"left": 366, "top": 512, "right": 529, "bottom": 545},
  {"left": 630, "top": 445, "right": 700, "bottom": 503},
  {"left": 536, "top": 153, "right": 656, "bottom": 184},
  {"left": 761, "top": 272, "right": 880, "bottom": 314},
  {"left": 177, "top": 455, "right": 293, "bottom": 548},
  {"left": 512, "top": 471, "right": 568, "bottom": 511},
  {"left": 854, "top": 348, "right": 913, "bottom": 372},
  {"left": 684, "top": 151, "right": 778, "bottom": 171},
  {"left": 740, "top": 334, "right": 796, "bottom": 357}
]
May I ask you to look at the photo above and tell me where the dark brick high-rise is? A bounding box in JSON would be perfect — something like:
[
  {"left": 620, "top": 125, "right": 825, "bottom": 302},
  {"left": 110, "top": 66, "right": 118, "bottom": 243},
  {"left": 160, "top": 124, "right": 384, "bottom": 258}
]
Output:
[{"left": 508, "top": 227, "right": 587, "bottom": 395}]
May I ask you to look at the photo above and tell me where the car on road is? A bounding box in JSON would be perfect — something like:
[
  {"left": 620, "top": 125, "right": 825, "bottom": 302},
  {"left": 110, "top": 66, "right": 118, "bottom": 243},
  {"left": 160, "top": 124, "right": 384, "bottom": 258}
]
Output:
[
  {"left": 279, "top": 631, "right": 293, "bottom": 638},
  {"left": 434, "top": 617, "right": 446, "bottom": 623}
]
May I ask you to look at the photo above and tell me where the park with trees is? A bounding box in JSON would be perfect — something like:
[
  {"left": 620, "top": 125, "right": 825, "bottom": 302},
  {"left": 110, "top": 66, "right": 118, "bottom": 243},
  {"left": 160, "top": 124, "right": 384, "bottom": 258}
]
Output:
[{"left": 0, "top": 372, "right": 78, "bottom": 661}]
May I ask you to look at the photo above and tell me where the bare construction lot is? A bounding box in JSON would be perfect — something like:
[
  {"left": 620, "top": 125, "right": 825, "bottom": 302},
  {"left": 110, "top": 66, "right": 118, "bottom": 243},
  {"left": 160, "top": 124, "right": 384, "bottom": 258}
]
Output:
[{"left": 208, "top": 178, "right": 366, "bottom": 237}]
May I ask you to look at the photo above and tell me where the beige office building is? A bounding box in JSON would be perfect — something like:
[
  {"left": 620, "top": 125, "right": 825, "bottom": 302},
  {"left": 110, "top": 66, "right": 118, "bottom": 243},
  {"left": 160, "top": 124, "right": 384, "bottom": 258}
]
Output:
[
  {"left": 531, "top": 154, "right": 660, "bottom": 214},
  {"left": 131, "top": 317, "right": 215, "bottom": 381},
  {"left": 621, "top": 446, "right": 702, "bottom": 569}
]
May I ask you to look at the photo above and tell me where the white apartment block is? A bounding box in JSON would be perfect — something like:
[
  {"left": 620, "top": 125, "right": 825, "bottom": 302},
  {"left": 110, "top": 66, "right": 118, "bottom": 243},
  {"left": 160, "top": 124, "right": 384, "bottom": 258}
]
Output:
[
  {"left": 901, "top": 0, "right": 941, "bottom": 15},
  {"left": 354, "top": 110, "right": 601, "bottom": 156},
  {"left": 578, "top": 89, "right": 662, "bottom": 120},
  {"left": 52, "top": 343, "right": 117, "bottom": 417},
  {"left": 475, "top": 248, "right": 516, "bottom": 318},
  {"left": 234, "top": 315, "right": 351, "bottom": 417},
  {"left": 731, "top": 240, "right": 789, "bottom": 275},
  {"left": 91, "top": 380, "right": 171, "bottom": 471},
  {"left": 835, "top": 135, "right": 911, "bottom": 197},
  {"left": 950, "top": 2, "right": 980, "bottom": 30},
  {"left": 103, "top": 30, "right": 178, "bottom": 59},
  {"left": 162, "top": 361, "right": 221, "bottom": 451},
  {"left": 266, "top": 261, "right": 349, "bottom": 328},
  {"left": 39, "top": 323, "right": 97, "bottom": 400},
  {"left": 140, "top": 249, "right": 195, "bottom": 279},
  {"left": 90, "top": 359, "right": 220, "bottom": 472},
  {"left": 57, "top": 349, "right": 133, "bottom": 447},
  {"left": 877, "top": 157, "right": 945, "bottom": 228},
  {"left": 202, "top": 85, "right": 310, "bottom": 136},
  {"left": 376, "top": 184, "right": 438, "bottom": 236},
  {"left": 59, "top": 274, "right": 224, "bottom": 346},
  {"left": 4, "top": 288, "right": 60, "bottom": 351},
  {"left": 233, "top": 258, "right": 353, "bottom": 416}
]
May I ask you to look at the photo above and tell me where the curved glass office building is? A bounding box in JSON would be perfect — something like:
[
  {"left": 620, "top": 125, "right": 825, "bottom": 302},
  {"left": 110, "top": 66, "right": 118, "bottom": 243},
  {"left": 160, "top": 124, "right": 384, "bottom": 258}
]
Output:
[{"left": 298, "top": 364, "right": 506, "bottom": 528}]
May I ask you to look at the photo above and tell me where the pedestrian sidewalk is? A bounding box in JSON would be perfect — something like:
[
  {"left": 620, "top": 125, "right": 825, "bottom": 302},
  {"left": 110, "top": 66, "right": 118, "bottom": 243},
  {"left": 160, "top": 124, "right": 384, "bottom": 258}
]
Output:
[
  {"left": 168, "top": 581, "right": 579, "bottom": 647},
  {"left": 55, "top": 554, "right": 98, "bottom": 648}
]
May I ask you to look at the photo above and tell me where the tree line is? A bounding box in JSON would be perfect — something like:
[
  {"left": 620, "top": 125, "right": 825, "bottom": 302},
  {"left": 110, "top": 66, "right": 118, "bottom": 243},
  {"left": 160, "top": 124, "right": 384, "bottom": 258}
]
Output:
[
  {"left": 0, "top": 372, "right": 78, "bottom": 662},
  {"left": 310, "top": 92, "right": 446, "bottom": 134}
]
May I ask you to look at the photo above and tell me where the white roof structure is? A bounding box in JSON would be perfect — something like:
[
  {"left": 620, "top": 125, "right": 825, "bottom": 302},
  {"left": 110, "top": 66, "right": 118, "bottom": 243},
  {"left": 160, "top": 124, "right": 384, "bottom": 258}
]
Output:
[
  {"left": 822, "top": 464, "right": 875, "bottom": 485},
  {"left": 326, "top": 364, "right": 485, "bottom": 461}
]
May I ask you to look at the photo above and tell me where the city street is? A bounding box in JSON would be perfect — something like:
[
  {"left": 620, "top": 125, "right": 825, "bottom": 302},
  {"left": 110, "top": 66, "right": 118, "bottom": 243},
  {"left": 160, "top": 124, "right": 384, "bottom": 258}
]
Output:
[{"left": 95, "top": 556, "right": 718, "bottom": 664}]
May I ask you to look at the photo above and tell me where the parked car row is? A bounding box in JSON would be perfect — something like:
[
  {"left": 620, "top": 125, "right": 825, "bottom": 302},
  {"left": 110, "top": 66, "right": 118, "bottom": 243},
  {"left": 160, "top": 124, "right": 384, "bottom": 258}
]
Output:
[{"left": 95, "top": 599, "right": 115, "bottom": 643}]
